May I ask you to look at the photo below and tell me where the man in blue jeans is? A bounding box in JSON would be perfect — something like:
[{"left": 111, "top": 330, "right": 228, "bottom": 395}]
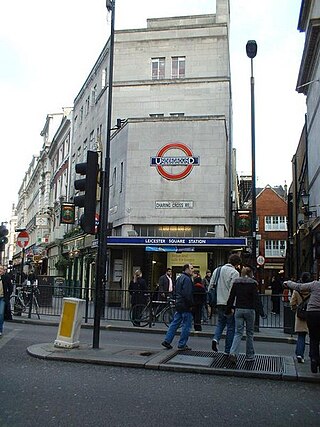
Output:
[
  {"left": 209, "top": 254, "right": 241, "bottom": 354},
  {"left": 162, "top": 263, "right": 194, "bottom": 351}
]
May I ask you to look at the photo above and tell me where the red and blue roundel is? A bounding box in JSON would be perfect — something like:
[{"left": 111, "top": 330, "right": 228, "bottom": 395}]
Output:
[{"left": 150, "top": 142, "right": 200, "bottom": 181}]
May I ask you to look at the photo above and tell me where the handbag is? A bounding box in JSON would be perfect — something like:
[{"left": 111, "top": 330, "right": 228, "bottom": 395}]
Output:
[
  {"left": 296, "top": 292, "right": 310, "bottom": 321},
  {"left": 208, "top": 266, "right": 222, "bottom": 307}
]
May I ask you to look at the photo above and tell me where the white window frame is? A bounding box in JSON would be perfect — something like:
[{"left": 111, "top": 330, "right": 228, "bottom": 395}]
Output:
[
  {"left": 151, "top": 58, "right": 165, "bottom": 80},
  {"left": 265, "top": 240, "right": 286, "bottom": 257},
  {"left": 171, "top": 56, "right": 185, "bottom": 79},
  {"left": 265, "top": 216, "right": 287, "bottom": 231}
]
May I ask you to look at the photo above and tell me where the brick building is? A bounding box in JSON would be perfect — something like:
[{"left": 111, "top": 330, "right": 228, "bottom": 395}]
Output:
[{"left": 256, "top": 185, "right": 288, "bottom": 289}]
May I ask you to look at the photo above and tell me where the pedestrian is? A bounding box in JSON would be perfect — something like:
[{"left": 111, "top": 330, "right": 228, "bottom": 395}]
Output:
[
  {"left": 162, "top": 263, "right": 194, "bottom": 351},
  {"left": 209, "top": 254, "right": 241, "bottom": 354},
  {"left": 201, "top": 269, "right": 211, "bottom": 321},
  {"left": 158, "top": 267, "right": 174, "bottom": 301},
  {"left": 2, "top": 266, "right": 13, "bottom": 321},
  {"left": 128, "top": 270, "right": 148, "bottom": 327},
  {"left": 290, "top": 272, "right": 311, "bottom": 364},
  {"left": 226, "top": 265, "right": 260, "bottom": 364},
  {"left": 271, "top": 270, "right": 284, "bottom": 314},
  {"left": 192, "top": 270, "right": 206, "bottom": 331},
  {"left": 0, "top": 265, "right": 13, "bottom": 336},
  {"left": 284, "top": 275, "right": 320, "bottom": 373},
  {"left": 27, "top": 269, "right": 37, "bottom": 285}
]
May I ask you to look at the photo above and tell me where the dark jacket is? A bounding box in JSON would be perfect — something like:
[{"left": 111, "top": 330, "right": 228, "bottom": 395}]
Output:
[
  {"left": 226, "top": 277, "right": 259, "bottom": 313},
  {"left": 175, "top": 272, "right": 194, "bottom": 313},
  {"left": 158, "top": 274, "right": 174, "bottom": 295},
  {"left": 193, "top": 280, "right": 207, "bottom": 306},
  {"left": 129, "top": 278, "right": 148, "bottom": 305},
  {"left": 1, "top": 273, "right": 13, "bottom": 301},
  {"left": 271, "top": 275, "right": 283, "bottom": 295}
]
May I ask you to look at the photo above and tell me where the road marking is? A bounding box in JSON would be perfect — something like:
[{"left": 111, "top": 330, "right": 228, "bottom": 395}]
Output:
[{"left": 0, "top": 329, "right": 21, "bottom": 348}]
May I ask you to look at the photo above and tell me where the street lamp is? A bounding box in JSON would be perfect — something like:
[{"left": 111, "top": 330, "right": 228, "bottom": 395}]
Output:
[
  {"left": 93, "top": 0, "right": 116, "bottom": 349},
  {"left": 246, "top": 40, "right": 257, "bottom": 265}
]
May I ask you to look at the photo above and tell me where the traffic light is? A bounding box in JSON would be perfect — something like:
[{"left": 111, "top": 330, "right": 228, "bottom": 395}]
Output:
[
  {"left": 74, "top": 150, "right": 99, "bottom": 234},
  {"left": 0, "top": 224, "right": 9, "bottom": 251}
]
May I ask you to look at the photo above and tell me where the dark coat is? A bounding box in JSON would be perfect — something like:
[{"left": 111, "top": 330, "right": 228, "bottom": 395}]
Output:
[
  {"left": 175, "top": 272, "right": 194, "bottom": 313},
  {"left": 129, "top": 278, "right": 148, "bottom": 305},
  {"left": 193, "top": 281, "right": 207, "bottom": 306},
  {"left": 1, "top": 273, "right": 13, "bottom": 300},
  {"left": 158, "top": 274, "right": 172, "bottom": 293},
  {"left": 271, "top": 275, "right": 283, "bottom": 295},
  {"left": 1, "top": 273, "right": 13, "bottom": 321}
]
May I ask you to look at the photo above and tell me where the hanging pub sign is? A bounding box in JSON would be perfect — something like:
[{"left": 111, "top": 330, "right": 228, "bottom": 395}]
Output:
[
  {"left": 235, "top": 211, "right": 251, "bottom": 236},
  {"left": 60, "top": 203, "right": 75, "bottom": 225}
]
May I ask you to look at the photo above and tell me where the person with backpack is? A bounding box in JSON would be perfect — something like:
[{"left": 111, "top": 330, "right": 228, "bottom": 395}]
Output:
[
  {"left": 209, "top": 254, "right": 241, "bottom": 354},
  {"left": 290, "top": 272, "right": 311, "bottom": 364}
]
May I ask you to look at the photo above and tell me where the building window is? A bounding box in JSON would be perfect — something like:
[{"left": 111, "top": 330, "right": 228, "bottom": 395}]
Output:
[
  {"left": 120, "top": 161, "right": 123, "bottom": 193},
  {"left": 265, "top": 216, "right": 287, "bottom": 231},
  {"left": 112, "top": 167, "right": 116, "bottom": 197},
  {"left": 149, "top": 113, "right": 164, "bottom": 118},
  {"left": 265, "top": 240, "right": 286, "bottom": 257},
  {"left": 172, "top": 56, "right": 185, "bottom": 79},
  {"left": 91, "top": 85, "right": 97, "bottom": 106},
  {"left": 89, "top": 131, "right": 95, "bottom": 150},
  {"left": 85, "top": 95, "right": 90, "bottom": 116},
  {"left": 102, "top": 67, "right": 108, "bottom": 88},
  {"left": 152, "top": 58, "right": 165, "bottom": 80},
  {"left": 169, "top": 112, "right": 185, "bottom": 117}
]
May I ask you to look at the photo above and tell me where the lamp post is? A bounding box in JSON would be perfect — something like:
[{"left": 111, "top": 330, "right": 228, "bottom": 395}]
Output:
[
  {"left": 93, "top": 0, "right": 116, "bottom": 349},
  {"left": 246, "top": 40, "right": 257, "bottom": 266}
]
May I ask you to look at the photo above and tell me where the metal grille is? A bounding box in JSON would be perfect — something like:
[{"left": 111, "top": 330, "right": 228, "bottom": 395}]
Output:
[{"left": 166, "top": 351, "right": 286, "bottom": 374}]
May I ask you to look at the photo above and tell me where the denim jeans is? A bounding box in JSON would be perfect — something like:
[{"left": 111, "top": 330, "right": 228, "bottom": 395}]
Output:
[
  {"left": 213, "top": 305, "right": 235, "bottom": 354},
  {"left": 0, "top": 298, "right": 5, "bottom": 333},
  {"left": 164, "top": 311, "right": 192, "bottom": 348},
  {"left": 296, "top": 332, "right": 307, "bottom": 358},
  {"left": 229, "top": 308, "right": 255, "bottom": 359}
]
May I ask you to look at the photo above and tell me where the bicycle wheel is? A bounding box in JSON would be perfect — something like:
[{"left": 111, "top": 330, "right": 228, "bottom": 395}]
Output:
[
  {"left": 10, "top": 295, "right": 24, "bottom": 316},
  {"left": 162, "top": 305, "right": 176, "bottom": 327},
  {"left": 129, "top": 304, "right": 150, "bottom": 327}
]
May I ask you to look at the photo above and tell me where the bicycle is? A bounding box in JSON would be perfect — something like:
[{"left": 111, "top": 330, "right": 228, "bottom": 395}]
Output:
[
  {"left": 10, "top": 282, "right": 40, "bottom": 319},
  {"left": 129, "top": 295, "right": 176, "bottom": 327}
]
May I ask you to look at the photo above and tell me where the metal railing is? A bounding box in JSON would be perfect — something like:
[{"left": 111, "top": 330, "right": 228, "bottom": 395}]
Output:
[{"left": 10, "top": 284, "right": 293, "bottom": 330}]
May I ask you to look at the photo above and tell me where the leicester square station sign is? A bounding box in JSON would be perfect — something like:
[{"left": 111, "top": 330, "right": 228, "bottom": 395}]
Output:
[{"left": 150, "top": 142, "right": 200, "bottom": 180}]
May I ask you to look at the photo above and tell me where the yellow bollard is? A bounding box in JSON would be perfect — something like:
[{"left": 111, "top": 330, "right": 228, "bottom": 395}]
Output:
[{"left": 54, "top": 298, "right": 85, "bottom": 348}]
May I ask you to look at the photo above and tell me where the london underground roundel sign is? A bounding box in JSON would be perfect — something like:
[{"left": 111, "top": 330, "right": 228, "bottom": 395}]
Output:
[{"left": 150, "top": 143, "right": 200, "bottom": 181}]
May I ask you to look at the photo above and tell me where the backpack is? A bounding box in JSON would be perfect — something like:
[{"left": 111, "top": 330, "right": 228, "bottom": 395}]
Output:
[
  {"left": 296, "top": 292, "right": 310, "bottom": 321},
  {"left": 208, "top": 266, "right": 222, "bottom": 307}
]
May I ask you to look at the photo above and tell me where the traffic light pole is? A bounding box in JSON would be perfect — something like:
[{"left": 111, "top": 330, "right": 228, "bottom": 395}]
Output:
[{"left": 93, "top": 0, "right": 116, "bottom": 349}]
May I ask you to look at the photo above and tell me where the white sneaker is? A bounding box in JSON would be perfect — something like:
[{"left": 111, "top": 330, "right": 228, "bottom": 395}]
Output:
[{"left": 297, "top": 356, "right": 305, "bottom": 363}]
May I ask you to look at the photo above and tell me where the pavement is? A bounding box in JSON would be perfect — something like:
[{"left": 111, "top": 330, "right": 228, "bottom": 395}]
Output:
[{"left": 9, "top": 314, "right": 320, "bottom": 384}]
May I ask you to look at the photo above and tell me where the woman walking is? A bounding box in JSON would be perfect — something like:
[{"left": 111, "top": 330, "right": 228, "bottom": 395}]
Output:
[
  {"left": 226, "top": 265, "right": 259, "bottom": 364},
  {"left": 290, "top": 272, "right": 311, "bottom": 364},
  {"left": 285, "top": 275, "right": 320, "bottom": 373}
]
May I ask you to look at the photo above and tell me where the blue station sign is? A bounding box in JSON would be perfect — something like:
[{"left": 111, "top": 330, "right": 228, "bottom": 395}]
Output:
[{"left": 107, "top": 237, "right": 247, "bottom": 247}]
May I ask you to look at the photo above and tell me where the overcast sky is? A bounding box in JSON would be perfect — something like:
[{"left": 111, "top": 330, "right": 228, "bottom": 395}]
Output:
[{"left": 0, "top": 0, "right": 306, "bottom": 221}]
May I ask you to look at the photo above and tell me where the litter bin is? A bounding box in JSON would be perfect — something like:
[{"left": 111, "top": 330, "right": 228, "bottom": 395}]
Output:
[{"left": 283, "top": 303, "right": 295, "bottom": 334}]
